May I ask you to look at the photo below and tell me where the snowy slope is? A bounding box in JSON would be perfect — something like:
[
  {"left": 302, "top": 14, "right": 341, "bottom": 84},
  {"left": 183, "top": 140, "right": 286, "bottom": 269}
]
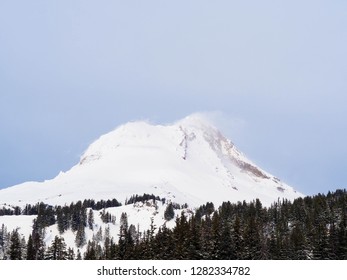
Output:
[
  {"left": 0, "top": 114, "right": 303, "bottom": 209},
  {"left": 0, "top": 200, "right": 182, "bottom": 255}
]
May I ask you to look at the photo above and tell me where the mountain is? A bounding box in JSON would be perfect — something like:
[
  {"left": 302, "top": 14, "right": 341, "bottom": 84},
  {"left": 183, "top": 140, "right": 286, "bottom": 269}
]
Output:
[{"left": 0, "top": 114, "right": 302, "bottom": 208}]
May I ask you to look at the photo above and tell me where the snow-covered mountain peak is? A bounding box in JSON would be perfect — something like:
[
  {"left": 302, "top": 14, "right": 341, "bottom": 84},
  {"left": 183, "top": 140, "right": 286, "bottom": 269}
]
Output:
[
  {"left": 175, "top": 113, "right": 215, "bottom": 129},
  {"left": 79, "top": 114, "right": 217, "bottom": 165},
  {"left": 0, "top": 114, "right": 303, "bottom": 208}
]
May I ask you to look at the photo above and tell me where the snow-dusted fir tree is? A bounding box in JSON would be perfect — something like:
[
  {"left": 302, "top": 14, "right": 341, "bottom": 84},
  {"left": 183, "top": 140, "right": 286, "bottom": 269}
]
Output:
[
  {"left": 164, "top": 203, "right": 175, "bottom": 221},
  {"left": 88, "top": 209, "right": 94, "bottom": 230},
  {"left": 45, "top": 236, "right": 68, "bottom": 260},
  {"left": 0, "top": 224, "right": 9, "bottom": 259},
  {"left": 75, "top": 224, "right": 86, "bottom": 248},
  {"left": 9, "top": 229, "right": 22, "bottom": 260}
]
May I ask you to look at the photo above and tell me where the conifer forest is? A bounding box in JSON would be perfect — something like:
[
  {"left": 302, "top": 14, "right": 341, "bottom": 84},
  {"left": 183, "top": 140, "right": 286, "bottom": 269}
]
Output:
[{"left": 0, "top": 189, "right": 346, "bottom": 260}]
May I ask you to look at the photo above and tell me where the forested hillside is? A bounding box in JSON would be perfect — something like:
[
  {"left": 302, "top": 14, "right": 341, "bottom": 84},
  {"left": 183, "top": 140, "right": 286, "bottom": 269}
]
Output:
[{"left": 1, "top": 189, "right": 346, "bottom": 260}]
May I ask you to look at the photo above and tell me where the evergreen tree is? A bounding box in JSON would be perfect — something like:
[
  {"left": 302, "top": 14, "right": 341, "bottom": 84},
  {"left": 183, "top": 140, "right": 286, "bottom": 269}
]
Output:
[
  {"left": 243, "top": 213, "right": 262, "bottom": 259},
  {"left": 71, "top": 201, "right": 87, "bottom": 232},
  {"left": 0, "top": 224, "right": 9, "bottom": 260},
  {"left": 290, "top": 224, "right": 309, "bottom": 259},
  {"left": 164, "top": 203, "right": 175, "bottom": 221},
  {"left": 94, "top": 227, "right": 103, "bottom": 243},
  {"left": 116, "top": 215, "right": 137, "bottom": 259},
  {"left": 20, "top": 236, "right": 27, "bottom": 260},
  {"left": 46, "top": 236, "right": 68, "bottom": 260},
  {"left": 210, "top": 212, "right": 222, "bottom": 259},
  {"left": 232, "top": 215, "right": 244, "bottom": 259},
  {"left": 172, "top": 212, "right": 190, "bottom": 259},
  {"left": 75, "top": 224, "right": 86, "bottom": 248},
  {"left": 200, "top": 214, "right": 213, "bottom": 259},
  {"left": 9, "top": 229, "right": 22, "bottom": 260},
  {"left": 31, "top": 220, "right": 46, "bottom": 260},
  {"left": 88, "top": 209, "right": 94, "bottom": 230},
  {"left": 26, "top": 234, "right": 36, "bottom": 260},
  {"left": 186, "top": 215, "right": 202, "bottom": 259},
  {"left": 67, "top": 247, "right": 75, "bottom": 260},
  {"left": 76, "top": 249, "right": 82, "bottom": 260},
  {"left": 103, "top": 235, "right": 112, "bottom": 260},
  {"left": 36, "top": 203, "right": 55, "bottom": 228},
  {"left": 84, "top": 241, "right": 98, "bottom": 260},
  {"left": 337, "top": 215, "right": 347, "bottom": 259},
  {"left": 219, "top": 219, "right": 235, "bottom": 259},
  {"left": 56, "top": 206, "right": 67, "bottom": 234}
]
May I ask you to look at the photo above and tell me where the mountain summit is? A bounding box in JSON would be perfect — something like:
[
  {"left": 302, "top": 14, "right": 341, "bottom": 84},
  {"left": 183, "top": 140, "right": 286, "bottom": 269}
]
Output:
[{"left": 0, "top": 114, "right": 302, "bottom": 207}]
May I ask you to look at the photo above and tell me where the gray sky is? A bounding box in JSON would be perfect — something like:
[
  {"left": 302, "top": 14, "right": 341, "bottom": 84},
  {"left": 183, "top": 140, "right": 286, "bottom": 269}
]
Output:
[{"left": 1, "top": 0, "right": 346, "bottom": 195}]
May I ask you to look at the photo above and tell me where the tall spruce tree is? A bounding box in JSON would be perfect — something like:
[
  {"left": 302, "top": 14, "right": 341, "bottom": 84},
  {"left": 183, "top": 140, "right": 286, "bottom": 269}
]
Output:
[
  {"left": 88, "top": 209, "right": 94, "bottom": 230},
  {"left": 0, "top": 224, "right": 9, "bottom": 259},
  {"left": 31, "top": 219, "right": 46, "bottom": 260},
  {"left": 9, "top": 229, "right": 22, "bottom": 260},
  {"left": 75, "top": 224, "right": 86, "bottom": 248},
  {"left": 26, "top": 234, "right": 36, "bottom": 260},
  {"left": 46, "top": 236, "right": 68, "bottom": 260}
]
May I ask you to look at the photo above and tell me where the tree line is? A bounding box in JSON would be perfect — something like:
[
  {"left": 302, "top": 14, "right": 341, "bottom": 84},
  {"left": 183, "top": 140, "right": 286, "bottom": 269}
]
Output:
[
  {"left": 0, "top": 189, "right": 346, "bottom": 259},
  {"left": 0, "top": 197, "right": 122, "bottom": 217}
]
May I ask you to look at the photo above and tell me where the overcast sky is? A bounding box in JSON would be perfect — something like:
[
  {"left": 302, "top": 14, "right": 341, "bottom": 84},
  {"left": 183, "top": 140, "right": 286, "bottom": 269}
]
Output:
[{"left": 1, "top": 0, "right": 346, "bottom": 196}]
